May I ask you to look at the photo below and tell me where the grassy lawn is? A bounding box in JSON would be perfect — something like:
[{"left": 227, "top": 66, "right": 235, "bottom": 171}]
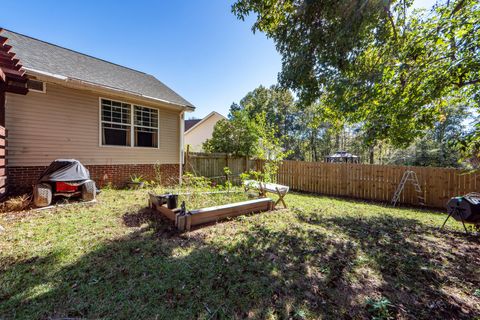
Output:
[{"left": 1, "top": 188, "right": 479, "bottom": 319}]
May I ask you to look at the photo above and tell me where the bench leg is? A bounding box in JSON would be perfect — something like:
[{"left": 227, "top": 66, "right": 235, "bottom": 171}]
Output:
[
  {"left": 275, "top": 196, "right": 287, "bottom": 208},
  {"left": 259, "top": 186, "right": 266, "bottom": 198},
  {"left": 280, "top": 195, "right": 287, "bottom": 208},
  {"left": 274, "top": 188, "right": 287, "bottom": 209}
]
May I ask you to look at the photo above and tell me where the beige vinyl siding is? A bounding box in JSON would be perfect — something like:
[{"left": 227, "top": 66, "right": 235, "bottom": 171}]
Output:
[
  {"left": 184, "top": 112, "right": 226, "bottom": 152},
  {"left": 6, "top": 82, "right": 181, "bottom": 166}
]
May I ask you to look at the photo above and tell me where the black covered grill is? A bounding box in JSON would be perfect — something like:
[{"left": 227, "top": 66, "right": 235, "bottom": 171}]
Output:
[{"left": 446, "top": 193, "right": 480, "bottom": 224}]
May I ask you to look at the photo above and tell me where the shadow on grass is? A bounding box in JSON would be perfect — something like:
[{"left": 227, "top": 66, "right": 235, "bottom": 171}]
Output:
[
  {"left": 290, "top": 191, "right": 448, "bottom": 216},
  {"left": 297, "top": 211, "right": 480, "bottom": 319},
  {"left": 1, "top": 206, "right": 479, "bottom": 319}
]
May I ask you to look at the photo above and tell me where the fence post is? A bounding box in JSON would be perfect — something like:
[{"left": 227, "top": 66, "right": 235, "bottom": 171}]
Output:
[
  {"left": 225, "top": 154, "right": 229, "bottom": 183},
  {"left": 185, "top": 145, "right": 190, "bottom": 173}
]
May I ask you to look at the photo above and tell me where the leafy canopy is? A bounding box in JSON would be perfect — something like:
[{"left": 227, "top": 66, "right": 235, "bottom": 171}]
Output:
[
  {"left": 203, "top": 109, "right": 260, "bottom": 157},
  {"left": 203, "top": 108, "right": 286, "bottom": 159},
  {"left": 232, "top": 0, "right": 480, "bottom": 149}
]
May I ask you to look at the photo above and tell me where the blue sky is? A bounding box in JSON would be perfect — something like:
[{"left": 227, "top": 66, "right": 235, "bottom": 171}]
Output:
[
  {"left": 1, "top": 0, "right": 437, "bottom": 119},
  {"left": 0, "top": 0, "right": 281, "bottom": 119}
]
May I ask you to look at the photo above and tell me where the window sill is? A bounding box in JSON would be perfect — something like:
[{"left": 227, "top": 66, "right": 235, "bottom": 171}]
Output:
[{"left": 99, "top": 144, "right": 160, "bottom": 149}]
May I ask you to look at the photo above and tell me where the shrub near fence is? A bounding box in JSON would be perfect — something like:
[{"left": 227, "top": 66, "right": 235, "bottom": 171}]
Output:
[{"left": 184, "top": 153, "right": 479, "bottom": 209}]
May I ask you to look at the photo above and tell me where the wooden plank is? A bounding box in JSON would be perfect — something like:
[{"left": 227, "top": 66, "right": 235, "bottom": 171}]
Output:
[
  {"left": 5, "top": 84, "right": 28, "bottom": 95},
  {"left": 149, "top": 193, "right": 176, "bottom": 221},
  {"left": 0, "top": 35, "right": 7, "bottom": 46},
  {"left": 2, "top": 44, "right": 12, "bottom": 52},
  {"left": 185, "top": 215, "right": 192, "bottom": 231},
  {"left": 354, "top": 163, "right": 360, "bottom": 199},
  {"left": 0, "top": 59, "right": 22, "bottom": 71},
  {"left": 327, "top": 163, "right": 332, "bottom": 195},
  {"left": 430, "top": 167, "right": 440, "bottom": 207},
  {"left": 157, "top": 206, "right": 176, "bottom": 221},
  {"left": 190, "top": 202, "right": 270, "bottom": 225},
  {"left": 176, "top": 215, "right": 186, "bottom": 232},
  {"left": 0, "top": 56, "right": 21, "bottom": 67},
  {"left": 188, "top": 198, "right": 273, "bottom": 227},
  {"left": 0, "top": 91, "right": 4, "bottom": 128},
  {"left": 364, "top": 164, "right": 370, "bottom": 200}
]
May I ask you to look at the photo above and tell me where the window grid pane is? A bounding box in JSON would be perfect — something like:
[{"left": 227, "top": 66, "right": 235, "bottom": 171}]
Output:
[
  {"left": 134, "top": 106, "right": 158, "bottom": 147},
  {"left": 100, "top": 100, "right": 159, "bottom": 148},
  {"left": 102, "top": 123, "right": 131, "bottom": 146},
  {"left": 134, "top": 106, "right": 158, "bottom": 128},
  {"left": 101, "top": 99, "right": 132, "bottom": 146},
  {"left": 101, "top": 99, "right": 131, "bottom": 124}
]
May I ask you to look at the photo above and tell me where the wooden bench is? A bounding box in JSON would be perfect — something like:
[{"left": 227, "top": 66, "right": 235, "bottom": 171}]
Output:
[{"left": 243, "top": 180, "right": 289, "bottom": 208}]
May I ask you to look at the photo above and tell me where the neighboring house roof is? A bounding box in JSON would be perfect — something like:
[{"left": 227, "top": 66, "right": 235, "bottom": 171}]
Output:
[
  {"left": 0, "top": 29, "right": 194, "bottom": 109},
  {"left": 184, "top": 111, "right": 226, "bottom": 134},
  {"left": 185, "top": 119, "right": 202, "bottom": 131},
  {"left": 326, "top": 151, "right": 359, "bottom": 159}
]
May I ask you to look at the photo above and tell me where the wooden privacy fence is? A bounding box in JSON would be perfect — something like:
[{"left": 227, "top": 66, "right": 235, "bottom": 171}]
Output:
[
  {"left": 184, "top": 154, "right": 479, "bottom": 209},
  {"left": 276, "top": 161, "right": 479, "bottom": 209},
  {"left": 185, "top": 152, "right": 260, "bottom": 184}
]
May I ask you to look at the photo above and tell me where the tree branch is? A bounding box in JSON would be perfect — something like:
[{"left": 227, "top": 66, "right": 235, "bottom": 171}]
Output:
[
  {"left": 451, "top": 0, "right": 466, "bottom": 16},
  {"left": 384, "top": 5, "right": 398, "bottom": 41},
  {"left": 453, "top": 78, "right": 480, "bottom": 87}
]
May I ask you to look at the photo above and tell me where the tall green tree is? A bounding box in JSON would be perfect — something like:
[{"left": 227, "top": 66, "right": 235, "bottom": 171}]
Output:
[
  {"left": 203, "top": 109, "right": 260, "bottom": 157},
  {"left": 230, "top": 85, "right": 299, "bottom": 156},
  {"left": 459, "top": 120, "right": 480, "bottom": 168},
  {"left": 203, "top": 109, "right": 287, "bottom": 160},
  {"left": 239, "top": 85, "right": 295, "bottom": 137},
  {"left": 232, "top": 0, "right": 480, "bottom": 149},
  {"left": 384, "top": 100, "right": 471, "bottom": 167}
]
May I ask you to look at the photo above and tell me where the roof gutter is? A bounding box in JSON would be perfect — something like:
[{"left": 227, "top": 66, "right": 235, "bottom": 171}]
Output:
[{"left": 24, "top": 67, "right": 195, "bottom": 112}]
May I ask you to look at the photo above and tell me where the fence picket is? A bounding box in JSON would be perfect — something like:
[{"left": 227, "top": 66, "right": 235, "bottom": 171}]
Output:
[{"left": 185, "top": 152, "right": 477, "bottom": 209}]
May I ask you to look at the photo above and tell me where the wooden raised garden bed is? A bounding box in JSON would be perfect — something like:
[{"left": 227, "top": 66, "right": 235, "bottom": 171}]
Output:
[{"left": 148, "top": 193, "right": 274, "bottom": 232}]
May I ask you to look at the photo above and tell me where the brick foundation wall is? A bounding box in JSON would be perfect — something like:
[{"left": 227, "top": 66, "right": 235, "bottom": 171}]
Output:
[{"left": 8, "top": 163, "right": 180, "bottom": 194}]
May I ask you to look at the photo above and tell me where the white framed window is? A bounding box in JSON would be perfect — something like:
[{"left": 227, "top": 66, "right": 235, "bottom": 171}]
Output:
[
  {"left": 100, "top": 98, "right": 159, "bottom": 148},
  {"left": 27, "top": 79, "right": 46, "bottom": 93},
  {"left": 134, "top": 105, "right": 159, "bottom": 148}
]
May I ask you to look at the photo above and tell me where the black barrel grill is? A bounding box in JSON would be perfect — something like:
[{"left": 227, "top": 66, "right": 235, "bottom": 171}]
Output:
[{"left": 442, "top": 193, "right": 480, "bottom": 232}]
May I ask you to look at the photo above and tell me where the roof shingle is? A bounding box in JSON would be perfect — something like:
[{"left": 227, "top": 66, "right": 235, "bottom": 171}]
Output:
[
  {"left": 1, "top": 29, "right": 194, "bottom": 108},
  {"left": 184, "top": 119, "right": 202, "bottom": 131}
]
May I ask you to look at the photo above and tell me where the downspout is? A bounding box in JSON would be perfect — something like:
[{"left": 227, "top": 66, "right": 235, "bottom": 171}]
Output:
[{"left": 179, "top": 111, "right": 185, "bottom": 185}]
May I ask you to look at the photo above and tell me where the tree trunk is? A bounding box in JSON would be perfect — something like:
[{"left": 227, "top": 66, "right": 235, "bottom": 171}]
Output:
[
  {"left": 310, "top": 133, "right": 315, "bottom": 161},
  {"left": 335, "top": 133, "right": 340, "bottom": 150},
  {"left": 378, "top": 143, "right": 383, "bottom": 164}
]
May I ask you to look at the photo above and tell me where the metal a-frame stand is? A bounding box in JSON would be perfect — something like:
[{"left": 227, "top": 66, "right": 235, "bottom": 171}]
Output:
[
  {"left": 391, "top": 170, "right": 425, "bottom": 207},
  {"left": 441, "top": 207, "right": 469, "bottom": 233}
]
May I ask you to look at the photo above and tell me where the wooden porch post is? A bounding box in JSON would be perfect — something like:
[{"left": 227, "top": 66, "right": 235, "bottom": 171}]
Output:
[{"left": 0, "top": 83, "right": 5, "bottom": 127}]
